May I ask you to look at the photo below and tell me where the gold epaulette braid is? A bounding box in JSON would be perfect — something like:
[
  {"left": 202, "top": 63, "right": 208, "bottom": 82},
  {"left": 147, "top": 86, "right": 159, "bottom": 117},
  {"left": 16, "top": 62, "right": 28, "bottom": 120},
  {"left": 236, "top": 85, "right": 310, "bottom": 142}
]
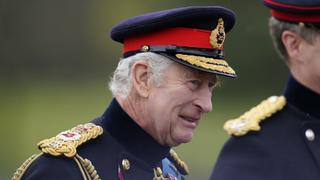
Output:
[
  {"left": 224, "top": 96, "right": 286, "bottom": 136},
  {"left": 12, "top": 153, "right": 42, "bottom": 180},
  {"left": 169, "top": 149, "right": 189, "bottom": 175},
  {"left": 74, "top": 154, "right": 101, "bottom": 180},
  {"left": 38, "top": 123, "right": 103, "bottom": 157}
]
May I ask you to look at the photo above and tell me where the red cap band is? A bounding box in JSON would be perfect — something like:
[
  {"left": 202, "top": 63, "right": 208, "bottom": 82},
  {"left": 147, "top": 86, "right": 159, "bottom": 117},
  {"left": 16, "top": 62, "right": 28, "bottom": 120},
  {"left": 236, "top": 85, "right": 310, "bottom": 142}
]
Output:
[
  {"left": 271, "top": 10, "right": 320, "bottom": 23},
  {"left": 123, "top": 28, "right": 215, "bottom": 54}
]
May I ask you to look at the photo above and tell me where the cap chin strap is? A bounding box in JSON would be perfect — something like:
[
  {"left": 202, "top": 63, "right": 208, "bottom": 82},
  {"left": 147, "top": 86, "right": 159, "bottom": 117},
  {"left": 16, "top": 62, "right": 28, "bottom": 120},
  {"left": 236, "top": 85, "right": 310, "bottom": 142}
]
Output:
[{"left": 123, "top": 45, "right": 224, "bottom": 59}]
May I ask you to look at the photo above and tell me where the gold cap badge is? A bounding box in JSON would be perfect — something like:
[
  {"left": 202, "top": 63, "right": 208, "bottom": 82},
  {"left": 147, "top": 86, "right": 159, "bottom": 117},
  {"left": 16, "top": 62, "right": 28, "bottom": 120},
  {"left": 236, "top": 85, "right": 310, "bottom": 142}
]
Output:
[{"left": 210, "top": 18, "right": 225, "bottom": 49}]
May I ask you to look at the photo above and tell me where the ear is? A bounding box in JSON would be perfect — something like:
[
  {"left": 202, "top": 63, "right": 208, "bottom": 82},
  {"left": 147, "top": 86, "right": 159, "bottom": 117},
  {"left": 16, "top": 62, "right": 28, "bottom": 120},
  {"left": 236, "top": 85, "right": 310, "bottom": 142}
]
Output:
[
  {"left": 131, "top": 61, "right": 151, "bottom": 98},
  {"left": 281, "top": 31, "right": 303, "bottom": 61}
]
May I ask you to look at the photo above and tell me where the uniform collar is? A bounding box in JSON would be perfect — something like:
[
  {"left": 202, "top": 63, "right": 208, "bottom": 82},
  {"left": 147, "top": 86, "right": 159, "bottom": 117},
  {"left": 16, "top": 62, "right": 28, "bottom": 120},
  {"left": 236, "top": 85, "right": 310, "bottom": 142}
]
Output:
[
  {"left": 100, "top": 98, "right": 170, "bottom": 166},
  {"left": 284, "top": 75, "right": 320, "bottom": 119}
]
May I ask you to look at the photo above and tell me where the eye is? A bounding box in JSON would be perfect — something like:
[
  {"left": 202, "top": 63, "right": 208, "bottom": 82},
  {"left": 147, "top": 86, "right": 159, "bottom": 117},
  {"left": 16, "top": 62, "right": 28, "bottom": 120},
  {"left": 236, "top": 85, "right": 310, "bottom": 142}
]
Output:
[
  {"left": 187, "top": 80, "right": 201, "bottom": 91},
  {"left": 208, "top": 81, "right": 216, "bottom": 91}
]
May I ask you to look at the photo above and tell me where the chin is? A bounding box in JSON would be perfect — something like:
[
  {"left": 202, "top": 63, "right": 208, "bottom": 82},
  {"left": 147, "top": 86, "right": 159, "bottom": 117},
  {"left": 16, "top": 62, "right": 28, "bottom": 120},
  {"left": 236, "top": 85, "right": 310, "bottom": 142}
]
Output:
[
  {"left": 170, "top": 131, "right": 194, "bottom": 146},
  {"left": 179, "top": 134, "right": 194, "bottom": 144}
]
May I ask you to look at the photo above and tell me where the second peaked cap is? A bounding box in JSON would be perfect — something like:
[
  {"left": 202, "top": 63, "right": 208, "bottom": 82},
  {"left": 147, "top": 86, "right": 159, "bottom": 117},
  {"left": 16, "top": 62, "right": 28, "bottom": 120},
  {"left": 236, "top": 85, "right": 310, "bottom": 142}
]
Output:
[{"left": 263, "top": 0, "right": 320, "bottom": 28}]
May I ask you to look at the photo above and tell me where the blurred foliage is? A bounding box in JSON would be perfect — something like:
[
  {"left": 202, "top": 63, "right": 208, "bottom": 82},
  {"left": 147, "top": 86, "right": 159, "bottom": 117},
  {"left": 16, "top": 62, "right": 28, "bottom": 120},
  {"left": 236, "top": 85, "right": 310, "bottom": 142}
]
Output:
[{"left": 1, "top": 0, "right": 289, "bottom": 179}]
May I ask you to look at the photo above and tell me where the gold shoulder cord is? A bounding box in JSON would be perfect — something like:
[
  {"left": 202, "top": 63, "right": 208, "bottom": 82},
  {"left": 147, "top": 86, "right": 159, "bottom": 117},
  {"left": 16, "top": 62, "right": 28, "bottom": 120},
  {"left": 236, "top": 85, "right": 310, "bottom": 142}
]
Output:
[
  {"left": 169, "top": 149, "right": 189, "bottom": 175},
  {"left": 75, "top": 154, "right": 101, "bottom": 180},
  {"left": 224, "top": 96, "right": 286, "bottom": 136},
  {"left": 12, "top": 153, "right": 43, "bottom": 180},
  {"left": 11, "top": 153, "right": 101, "bottom": 180}
]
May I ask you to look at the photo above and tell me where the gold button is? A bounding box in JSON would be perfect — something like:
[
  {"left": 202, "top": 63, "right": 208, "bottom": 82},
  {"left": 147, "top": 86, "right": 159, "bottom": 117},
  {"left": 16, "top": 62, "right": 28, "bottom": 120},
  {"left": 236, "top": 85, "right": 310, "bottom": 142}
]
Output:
[
  {"left": 141, "top": 45, "right": 149, "bottom": 52},
  {"left": 122, "top": 159, "right": 130, "bottom": 170},
  {"left": 298, "top": 22, "right": 305, "bottom": 28}
]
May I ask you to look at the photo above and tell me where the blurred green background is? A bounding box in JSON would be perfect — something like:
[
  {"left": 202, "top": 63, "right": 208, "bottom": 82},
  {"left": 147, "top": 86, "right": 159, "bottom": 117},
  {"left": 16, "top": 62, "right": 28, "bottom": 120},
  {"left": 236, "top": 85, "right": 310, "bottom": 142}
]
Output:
[{"left": 1, "top": 0, "right": 289, "bottom": 179}]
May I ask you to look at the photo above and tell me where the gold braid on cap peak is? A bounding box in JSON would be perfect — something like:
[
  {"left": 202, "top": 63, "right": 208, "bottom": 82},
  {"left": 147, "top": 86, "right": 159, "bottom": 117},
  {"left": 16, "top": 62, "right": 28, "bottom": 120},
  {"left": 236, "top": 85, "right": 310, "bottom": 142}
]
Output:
[
  {"left": 38, "top": 123, "right": 103, "bottom": 157},
  {"left": 169, "top": 149, "right": 189, "bottom": 175},
  {"left": 224, "top": 96, "right": 286, "bottom": 136},
  {"left": 175, "top": 54, "right": 236, "bottom": 75}
]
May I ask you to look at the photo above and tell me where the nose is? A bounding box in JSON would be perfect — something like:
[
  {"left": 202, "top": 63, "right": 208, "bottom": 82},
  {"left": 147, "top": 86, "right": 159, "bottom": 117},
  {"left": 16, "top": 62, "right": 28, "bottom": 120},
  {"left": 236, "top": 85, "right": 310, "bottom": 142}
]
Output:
[{"left": 194, "top": 88, "right": 213, "bottom": 113}]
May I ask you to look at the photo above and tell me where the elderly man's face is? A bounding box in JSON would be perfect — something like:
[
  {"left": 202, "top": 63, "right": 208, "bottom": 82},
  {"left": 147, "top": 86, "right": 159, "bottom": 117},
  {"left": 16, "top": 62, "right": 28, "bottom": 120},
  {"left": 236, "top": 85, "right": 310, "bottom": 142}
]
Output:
[
  {"left": 304, "top": 33, "right": 320, "bottom": 83},
  {"left": 146, "top": 63, "right": 216, "bottom": 146}
]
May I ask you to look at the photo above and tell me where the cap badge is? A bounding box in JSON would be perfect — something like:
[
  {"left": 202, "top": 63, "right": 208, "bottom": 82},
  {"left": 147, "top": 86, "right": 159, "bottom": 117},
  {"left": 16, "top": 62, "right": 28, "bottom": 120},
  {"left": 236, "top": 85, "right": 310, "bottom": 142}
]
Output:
[{"left": 210, "top": 18, "right": 225, "bottom": 49}]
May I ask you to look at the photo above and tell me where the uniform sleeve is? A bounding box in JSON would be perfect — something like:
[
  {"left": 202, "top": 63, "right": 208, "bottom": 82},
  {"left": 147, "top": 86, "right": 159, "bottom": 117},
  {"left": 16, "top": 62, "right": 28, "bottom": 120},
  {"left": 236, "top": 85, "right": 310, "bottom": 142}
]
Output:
[
  {"left": 210, "top": 135, "right": 273, "bottom": 180},
  {"left": 21, "top": 154, "right": 84, "bottom": 180}
]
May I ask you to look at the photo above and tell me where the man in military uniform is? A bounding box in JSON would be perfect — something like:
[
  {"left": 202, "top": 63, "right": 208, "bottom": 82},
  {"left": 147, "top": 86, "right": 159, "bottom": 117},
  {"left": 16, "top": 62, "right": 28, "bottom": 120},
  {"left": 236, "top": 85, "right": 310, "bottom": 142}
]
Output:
[
  {"left": 211, "top": 0, "right": 320, "bottom": 180},
  {"left": 12, "top": 6, "right": 238, "bottom": 180}
]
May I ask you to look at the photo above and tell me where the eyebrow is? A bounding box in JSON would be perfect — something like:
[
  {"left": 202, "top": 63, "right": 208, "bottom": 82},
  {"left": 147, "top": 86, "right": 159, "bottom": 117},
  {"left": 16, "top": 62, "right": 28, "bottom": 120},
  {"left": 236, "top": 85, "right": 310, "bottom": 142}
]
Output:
[{"left": 183, "top": 68, "right": 202, "bottom": 78}]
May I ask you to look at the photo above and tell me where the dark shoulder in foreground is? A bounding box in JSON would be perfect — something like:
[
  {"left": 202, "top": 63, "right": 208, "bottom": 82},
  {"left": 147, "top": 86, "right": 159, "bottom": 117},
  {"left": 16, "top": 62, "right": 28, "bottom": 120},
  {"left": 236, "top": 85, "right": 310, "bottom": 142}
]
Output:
[{"left": 211, "top": 95, "right": 320, "bottom": 180}]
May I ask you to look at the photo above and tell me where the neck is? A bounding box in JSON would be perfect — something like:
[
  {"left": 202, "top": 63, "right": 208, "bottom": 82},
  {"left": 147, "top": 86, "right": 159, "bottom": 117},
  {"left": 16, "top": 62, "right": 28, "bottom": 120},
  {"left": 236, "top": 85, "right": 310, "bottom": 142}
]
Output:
[
  {"left": 284, "top": 75, "right": 320, "bottom": 119},
  {"left": 116, "top": 94, "right": 149, "bottom": 132},
  {"left": 290, "top": 64, "right": 320, "bottom": 94},
  {"left": 116, "top": 94, "right": 167, "bottom": 146}
]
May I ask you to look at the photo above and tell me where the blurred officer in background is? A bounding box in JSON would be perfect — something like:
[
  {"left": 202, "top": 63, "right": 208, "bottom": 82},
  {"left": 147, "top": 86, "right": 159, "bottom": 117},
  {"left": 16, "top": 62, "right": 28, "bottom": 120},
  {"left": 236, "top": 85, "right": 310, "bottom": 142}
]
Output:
[
  {"left": 12, "top": 6, "right": 237, "bottom": 180},
  {"left": 211, "top": 0, "right": 320, "bottom": 180}
]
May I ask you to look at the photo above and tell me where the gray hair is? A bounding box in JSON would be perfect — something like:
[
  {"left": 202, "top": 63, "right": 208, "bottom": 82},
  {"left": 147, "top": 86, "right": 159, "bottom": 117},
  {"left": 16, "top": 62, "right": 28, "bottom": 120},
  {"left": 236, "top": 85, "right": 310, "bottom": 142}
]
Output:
[
  {"left": 269, "top": 17, "right": 320, "bottom": 60},
  {"left": 109, "top": 52, "right": 173, "bottom": 97}
]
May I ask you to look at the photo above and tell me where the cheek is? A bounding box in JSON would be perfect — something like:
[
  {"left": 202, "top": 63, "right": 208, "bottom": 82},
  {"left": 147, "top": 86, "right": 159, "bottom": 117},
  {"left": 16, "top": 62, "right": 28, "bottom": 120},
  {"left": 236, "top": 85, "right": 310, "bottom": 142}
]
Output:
[
  {"left": 155, "top": 88, "right": 192, "bottom": 106},
  {"left": 148, "top": 87, "right": 194, "bottom": 122},
  {"left": 310, "top": 52, "right": 320, "bottom": 71}
]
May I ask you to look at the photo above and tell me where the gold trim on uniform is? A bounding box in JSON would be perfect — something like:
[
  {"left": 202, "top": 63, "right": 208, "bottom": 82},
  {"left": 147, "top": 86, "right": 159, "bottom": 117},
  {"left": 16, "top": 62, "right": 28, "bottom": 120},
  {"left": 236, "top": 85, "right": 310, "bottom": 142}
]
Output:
[
  {"left": 73, "top": 156, "right": 90, "bottom": 180},
  {"left": 169, "top": 149, "right": 189, "bottom": 175},
  {"left": 12, "top": 153, "right": 43, "bottom": 180},
  {"left": 38, "top": 123, "right": 103, "bottom": 157},
  {"left": 153, "top": 167, "right": 165, "bottom": 180},
  {"left": 224, "top": 96, "right": 286, "bottom": 136},
  {"left": 76, "top": 154, "right": 101, "bottom": 180},
  {"left": 175, "top": 54, "right": 236, "bottom": 75}
]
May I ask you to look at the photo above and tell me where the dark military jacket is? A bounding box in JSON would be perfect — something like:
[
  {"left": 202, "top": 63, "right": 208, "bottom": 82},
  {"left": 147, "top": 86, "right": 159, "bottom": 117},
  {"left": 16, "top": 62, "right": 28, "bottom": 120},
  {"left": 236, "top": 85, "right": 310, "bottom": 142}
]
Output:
[
  {"left": 211, "top": 76, "right": 320, "bottom": 180},
  {"left": 13, "top": 99, "right": 188, "bottom": 180}
]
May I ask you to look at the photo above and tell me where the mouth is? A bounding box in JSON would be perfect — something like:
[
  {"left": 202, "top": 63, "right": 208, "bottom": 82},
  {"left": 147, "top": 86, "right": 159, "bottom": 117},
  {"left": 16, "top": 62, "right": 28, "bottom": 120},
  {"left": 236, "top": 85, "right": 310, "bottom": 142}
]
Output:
[{"left": 179, "top": 115, "right": 200, "bottom": 128}]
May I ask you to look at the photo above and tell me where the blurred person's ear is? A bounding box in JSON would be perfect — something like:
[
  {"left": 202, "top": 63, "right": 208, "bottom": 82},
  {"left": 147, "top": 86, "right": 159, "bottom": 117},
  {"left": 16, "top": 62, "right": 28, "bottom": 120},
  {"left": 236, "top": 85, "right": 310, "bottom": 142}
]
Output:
[{"left": 282, "top": 30, "right": 304, "bottom": 64}]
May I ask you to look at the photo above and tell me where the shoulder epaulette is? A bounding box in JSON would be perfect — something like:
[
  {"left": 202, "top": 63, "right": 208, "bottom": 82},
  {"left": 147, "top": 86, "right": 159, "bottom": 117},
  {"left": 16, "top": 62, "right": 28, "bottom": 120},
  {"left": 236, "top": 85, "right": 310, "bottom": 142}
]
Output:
[
  {"left": 169, "top": 149, "right": 189, "bottom": 175},
  {"left": 38, "top": 123, "right": 103, "bottom": 157},
  {"left": 224, "top": 96, "right": 286, "bottom": 136}
]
